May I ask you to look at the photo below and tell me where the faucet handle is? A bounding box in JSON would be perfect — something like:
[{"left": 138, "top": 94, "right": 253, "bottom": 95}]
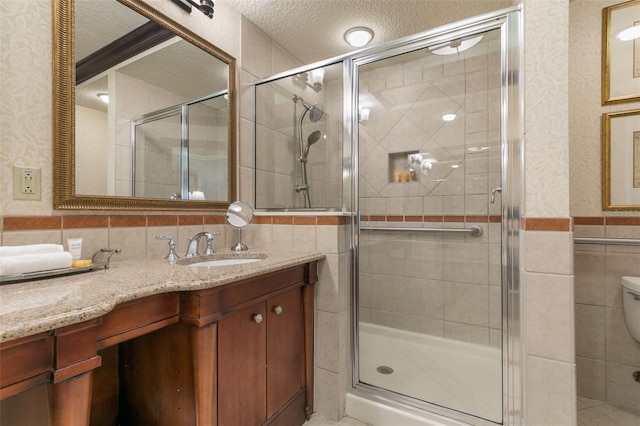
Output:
[
  {"left": 203, "top": 231, "right": 221, "bottom": 255},
  {"left": 156, "top": 235, "right": 179, "bottom": 262}
]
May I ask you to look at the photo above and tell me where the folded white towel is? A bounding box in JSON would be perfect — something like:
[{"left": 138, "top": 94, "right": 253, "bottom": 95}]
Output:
[
  {"left": 0, "top": 244, "right": 64, "bottom": 257},
  {"left": 0, "top": 251, "right": 73, "bottom": 276}
]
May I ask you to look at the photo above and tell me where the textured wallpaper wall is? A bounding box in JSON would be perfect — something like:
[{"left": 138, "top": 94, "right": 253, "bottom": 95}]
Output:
[
  {"left": 523, "top": 0, "right": 570, "bottom": 218},
  {"left": 0, "top": 1, "right": 53, "bottom": 216},
  {"left": 569, "top": 0, "right": 640, "bottom": 217}
]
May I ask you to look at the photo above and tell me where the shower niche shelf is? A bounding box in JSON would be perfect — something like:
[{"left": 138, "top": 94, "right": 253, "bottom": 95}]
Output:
[{"left": 388, "top": 151, "right": 419, "bottom": 183}]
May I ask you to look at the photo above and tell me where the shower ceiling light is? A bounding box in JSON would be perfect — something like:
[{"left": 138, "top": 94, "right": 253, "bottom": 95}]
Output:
[
  {"left": 97, "top": 93, "right": 109, "bottom": 104},
  {"left": 442, "top": 113, "right": 456, "bottom": 121},
  {"left": 429, "top": 35, "right": 483, "bottom": 55},
  {"left": 345, "top": 27, "right": 374, "bottom": 47}
]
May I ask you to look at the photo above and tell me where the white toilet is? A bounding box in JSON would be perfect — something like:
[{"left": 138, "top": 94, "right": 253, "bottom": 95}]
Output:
[{"left": 621, "top": 276, "right": 640, "bottom": 343}]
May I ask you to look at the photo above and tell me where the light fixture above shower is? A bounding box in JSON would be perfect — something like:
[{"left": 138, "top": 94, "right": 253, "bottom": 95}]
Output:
[
  {"left": 293, "top": 68, "right": 325, "bottom": 92},
  {"left": 359, "top": 107, "right": 370, "bottom": 124},
  {"left": 344, "top": 27, "right": 374, "bottom": 47},
  {"left": 429, "top": 34, "right": 483, "bottom": 55}
]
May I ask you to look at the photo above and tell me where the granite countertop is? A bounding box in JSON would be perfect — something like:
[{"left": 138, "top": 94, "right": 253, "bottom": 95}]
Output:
[{"left": 0, "top": 249, "right": 325, "bottom": 343}]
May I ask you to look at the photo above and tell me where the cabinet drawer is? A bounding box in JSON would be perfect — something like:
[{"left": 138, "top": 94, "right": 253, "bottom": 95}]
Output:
[
  {"left": 182, "top": 265, "right": 306, "bottom": 326},
  {"left": 0, "top": 332, "right": 53, "bottom": 398},
  {"left": 97, "top": 293, "right": 179, "bottom": 348}
]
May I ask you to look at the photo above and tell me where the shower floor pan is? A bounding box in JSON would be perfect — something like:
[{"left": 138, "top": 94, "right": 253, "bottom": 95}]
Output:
[{"left": 359, "top": 322, "right": 502, "bottom": 423}]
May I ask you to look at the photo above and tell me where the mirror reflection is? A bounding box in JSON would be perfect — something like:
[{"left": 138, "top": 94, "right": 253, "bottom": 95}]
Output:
[{"left": 75, "top": 0, "right": 229, "bottom": 202}]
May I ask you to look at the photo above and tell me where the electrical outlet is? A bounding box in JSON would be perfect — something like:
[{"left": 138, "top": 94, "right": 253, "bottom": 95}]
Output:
[{"left": 13, "top": 165, "right": 41, "bottom": 200}]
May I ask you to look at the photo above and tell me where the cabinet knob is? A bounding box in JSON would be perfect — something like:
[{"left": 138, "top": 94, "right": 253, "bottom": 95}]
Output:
[
  {"left": 253, "top": 314, "right": 263, "bottom": 324},
  {"left": 273, "top": 305, "right": 283, "bottom": 315}
]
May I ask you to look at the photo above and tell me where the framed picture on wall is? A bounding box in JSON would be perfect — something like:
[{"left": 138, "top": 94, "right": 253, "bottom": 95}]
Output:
[
  {"left": 602, "top": 0, "right": 640, "bottom": 105},
  {"left": 602, "top": 108, "right": 640, "bottom": 210}
]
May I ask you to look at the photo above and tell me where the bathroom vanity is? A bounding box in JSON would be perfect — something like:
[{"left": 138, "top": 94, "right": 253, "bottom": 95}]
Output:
[{"left": 0, "top": 250, "right": 322, "bottom": 425}]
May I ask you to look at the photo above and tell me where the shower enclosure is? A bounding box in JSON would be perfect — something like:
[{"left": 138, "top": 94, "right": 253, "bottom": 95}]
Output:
[
  {"left": 130, "top": 92, "right": 228, "bottom": 200},
  {"left": 254, "top": 6, "right": 522, "bottom": 425}
]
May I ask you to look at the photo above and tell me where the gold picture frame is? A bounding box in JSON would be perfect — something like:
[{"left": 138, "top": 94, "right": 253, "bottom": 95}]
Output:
[
  {"left": 602, "top": 108, "right": 640, "bottom": 210},
  {"left": 602, "top": 0, "right": 640, "bottom": 105}
]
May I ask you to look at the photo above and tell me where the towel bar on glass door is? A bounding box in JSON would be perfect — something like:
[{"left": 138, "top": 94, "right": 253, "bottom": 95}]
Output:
[
  {"left": 574, "top": 237, "right": 640, "bottom": 246},
  {"left": 360, "top": 225, "right": 484, "bottom": 237}
]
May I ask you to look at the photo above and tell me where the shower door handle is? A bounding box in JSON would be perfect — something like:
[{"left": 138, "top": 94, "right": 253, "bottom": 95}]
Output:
[{"left": 491, "top": 187, "right": 502, "bottom": 204}]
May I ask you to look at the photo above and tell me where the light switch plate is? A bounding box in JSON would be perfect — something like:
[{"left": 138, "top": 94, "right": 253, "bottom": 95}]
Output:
[{"left": 13, "top": 165, "right": 41, "bottom": 200}]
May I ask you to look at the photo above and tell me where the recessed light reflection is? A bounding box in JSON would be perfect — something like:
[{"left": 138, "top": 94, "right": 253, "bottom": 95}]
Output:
[
  {"left": 467, "top": 146, "right": 489, "bottom": 153},
  {"left": 617, "top": 25, "right": 640, "bottom": 41},
  {"left": 451, "top": 164, "right": 460, "bottom": 169},
  {"left": 97, "top": 93, "right": 109, "bottom": 104},
  {"left": 442, "top": 113, "right": 456, "bottom": 122}
]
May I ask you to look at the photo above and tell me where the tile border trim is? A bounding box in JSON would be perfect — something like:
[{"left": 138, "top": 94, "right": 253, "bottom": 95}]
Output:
[{"left": 1, "top": 214, "right": 350, "bottom": 231}]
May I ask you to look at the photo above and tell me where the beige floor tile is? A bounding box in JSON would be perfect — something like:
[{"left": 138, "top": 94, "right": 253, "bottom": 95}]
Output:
[
  {"left": 305, "top": 414, "right": 370, "bottom": 426},
  {"left": 577, "top": 401, "right": 640, "bottom": 426}
]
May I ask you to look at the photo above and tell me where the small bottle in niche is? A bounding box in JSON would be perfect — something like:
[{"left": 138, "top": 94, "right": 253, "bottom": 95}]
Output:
[
  {"left": 409, "top": 168, "right": 417, "bottom": 181},
  {"left": 401, "top": 169, "right": 410, "bottom": 182},
  {"left": 393, "top": 171, "right": 401, "bottom": 182}
]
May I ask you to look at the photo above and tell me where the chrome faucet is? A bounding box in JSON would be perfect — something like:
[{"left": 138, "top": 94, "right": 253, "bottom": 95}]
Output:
[
  {"left": 185, "top": 231, "right": 219, "bottom": 258},
  {"left": 156, "top": 235, "right": 179, "bottom": 262}
]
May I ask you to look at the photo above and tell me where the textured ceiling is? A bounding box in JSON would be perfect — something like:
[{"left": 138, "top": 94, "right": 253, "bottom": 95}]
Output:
[{"left": 226, "top": 0, "right": 514, "bottom": 63}]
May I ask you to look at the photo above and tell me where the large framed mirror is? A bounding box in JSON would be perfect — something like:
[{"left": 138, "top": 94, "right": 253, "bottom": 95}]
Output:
[{"left": 53, "top": 0, "right": 236, "bottom": 210}]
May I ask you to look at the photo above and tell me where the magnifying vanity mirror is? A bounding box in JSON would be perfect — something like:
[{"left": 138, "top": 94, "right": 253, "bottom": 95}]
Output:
[
  {"left": 225, "top": 201, "right": 254, "bottom": 250},
  {"left": 53, "top": 0, "right": 236, "bottom": 210}
]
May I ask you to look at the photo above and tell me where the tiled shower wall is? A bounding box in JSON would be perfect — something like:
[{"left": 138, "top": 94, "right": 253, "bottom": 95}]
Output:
[
  {"left": 357, "top": 31, "right": 502, "bottom": 344},
  {"left": 574, "top": 218, "right": 640, "bottom": 412},
  {"left": 359, "top": 220, "right": 502, "bottom": 346},
  {"left": 253, "top": 62, "right": 344, "bottom": 210}
]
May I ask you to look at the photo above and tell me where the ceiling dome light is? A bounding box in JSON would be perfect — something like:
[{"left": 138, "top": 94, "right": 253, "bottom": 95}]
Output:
[
  {"left": 429, "top": 34, "right": 484, "bottom": 56},
  {"left": 344, "top": 27, "right": 374, "bottom": 48},
  {"left": 442, "top": 113, "right": 457, "bottom": 122},
  {"left": 97, "top": 93, "right": 109, "bottom": 104},
  {"left": 617, "top": 25, "right": 640, "bottom": 41}
]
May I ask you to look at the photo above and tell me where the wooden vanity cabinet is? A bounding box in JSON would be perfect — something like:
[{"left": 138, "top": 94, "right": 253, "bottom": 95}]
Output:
[
  {"left": 0, "top": 260, "right": 317, "bottom": 426},
  {"left": 217, "top": 286, "right": 305, "bottom": 426},
  {"left": 184, "top": 262, "right": 317, "bottom": 426}
]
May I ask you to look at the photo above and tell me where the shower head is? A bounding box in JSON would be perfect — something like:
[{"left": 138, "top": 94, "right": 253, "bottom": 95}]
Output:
[
  {"left": 293, "top": 95, "right": 324, "bottom": 122},
  {"left": 308, "top": 104, "right": 324, "bottom": 122}
]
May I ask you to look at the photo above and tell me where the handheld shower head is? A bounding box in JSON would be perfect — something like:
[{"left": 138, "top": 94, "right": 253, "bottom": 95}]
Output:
[{"left": 302, "top": 130, "right": 322, "bottom": 158}]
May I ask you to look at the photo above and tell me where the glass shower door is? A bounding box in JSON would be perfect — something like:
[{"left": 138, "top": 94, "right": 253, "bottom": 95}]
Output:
[
  {"left": 356, "top": 27, "right": 503, "bottom": 423},
  {"left": 133, "top": 112, "right": 183, "bottom": 198}
]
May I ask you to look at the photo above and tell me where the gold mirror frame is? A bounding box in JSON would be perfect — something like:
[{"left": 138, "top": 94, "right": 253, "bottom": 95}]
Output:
[
  {"left": 601, "top": 0, "right": 640, "bottom": 105},
  {"left": 53, "top": 0, "right": 237, "bottom": 210},
  {"left": 602, "top": 108, "right": 640, "bottom": 210}
]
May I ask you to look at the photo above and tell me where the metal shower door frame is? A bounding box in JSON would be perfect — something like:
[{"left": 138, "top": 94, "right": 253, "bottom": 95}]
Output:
[
  {"left": 348, "top": 6, "right": 523, "bottom": 426},
  {"left": 130, "top": 91, "right": 226, "bottom": 199}
]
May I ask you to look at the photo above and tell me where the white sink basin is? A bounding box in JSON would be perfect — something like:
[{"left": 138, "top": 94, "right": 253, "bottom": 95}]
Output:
[{"left": 187, "top": 258, "right": 261, "bottom": 267}]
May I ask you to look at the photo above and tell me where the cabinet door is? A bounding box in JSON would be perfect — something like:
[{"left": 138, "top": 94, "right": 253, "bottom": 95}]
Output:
[
  {"left": 218, "top": 301, "right": 266, "bottom": 426},
  {"left": 266, "top": 288, "right": 304, "bottom": 418}
]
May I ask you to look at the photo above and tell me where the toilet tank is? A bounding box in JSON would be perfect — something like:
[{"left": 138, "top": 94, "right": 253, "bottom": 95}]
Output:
[{"left": 621, "top": 276, "right": 640, "bottom": 342}]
